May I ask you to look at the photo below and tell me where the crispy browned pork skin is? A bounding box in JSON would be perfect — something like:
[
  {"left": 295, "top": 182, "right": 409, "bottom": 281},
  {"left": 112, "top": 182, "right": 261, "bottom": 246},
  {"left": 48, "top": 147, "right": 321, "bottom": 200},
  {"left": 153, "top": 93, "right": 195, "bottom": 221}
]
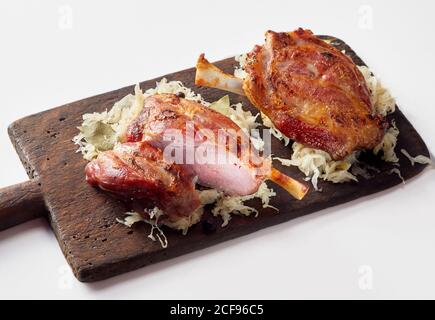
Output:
[
  {"left": 126, "top": 94, "right": 308, "bottom": 199},
  {"left": 195, "top": 28, "right": 387, "bottom": 160},
  {"left": 85, "top": 94, "right": 308, "bottom": 223},
  {"left": 86, "top": 141, "right": 201, "bottom": 222}
]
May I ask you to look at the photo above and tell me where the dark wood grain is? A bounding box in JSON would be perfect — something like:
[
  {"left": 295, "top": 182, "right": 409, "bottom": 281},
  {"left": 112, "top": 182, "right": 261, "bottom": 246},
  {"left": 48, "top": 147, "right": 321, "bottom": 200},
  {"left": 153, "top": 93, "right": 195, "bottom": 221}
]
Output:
[
  {"left": 5, "top": 36, "right": 430, "bottom": 282},
  {"left": 0, "top": 178, "right": 46, "bottom": 231}
]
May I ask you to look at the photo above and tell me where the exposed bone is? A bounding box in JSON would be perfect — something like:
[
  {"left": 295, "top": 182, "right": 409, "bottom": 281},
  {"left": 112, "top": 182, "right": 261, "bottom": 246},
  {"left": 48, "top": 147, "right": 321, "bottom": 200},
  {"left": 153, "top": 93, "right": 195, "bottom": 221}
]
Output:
[
  {"left": 195, "top": 54, "right": 245, "bottom": 96},
  {"left": 269, "top": 168, "right": 309, "bottom": 200}
]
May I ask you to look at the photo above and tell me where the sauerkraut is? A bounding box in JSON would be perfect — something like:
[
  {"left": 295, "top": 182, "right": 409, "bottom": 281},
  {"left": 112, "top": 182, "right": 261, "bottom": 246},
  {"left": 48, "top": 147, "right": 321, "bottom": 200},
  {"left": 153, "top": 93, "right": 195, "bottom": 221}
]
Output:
[
  {"left": 357, "top": 65, "right": 396, "bottom": 116},
  {"left": 274, "top": 143, "right": 358, "bottom": 191},
  {"left": 373, "top": 121, "right": 400, "bottom": 163},
  {"left": 400, "top": 149, "right": 433, "bottom": 167}
]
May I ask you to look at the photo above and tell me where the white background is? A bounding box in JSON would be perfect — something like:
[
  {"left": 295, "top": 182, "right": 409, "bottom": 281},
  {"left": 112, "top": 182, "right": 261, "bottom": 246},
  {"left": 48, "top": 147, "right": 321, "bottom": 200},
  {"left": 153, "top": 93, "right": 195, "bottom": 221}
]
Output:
[{"left": 0, "top": 0, "right": 434, "bottom": 299}]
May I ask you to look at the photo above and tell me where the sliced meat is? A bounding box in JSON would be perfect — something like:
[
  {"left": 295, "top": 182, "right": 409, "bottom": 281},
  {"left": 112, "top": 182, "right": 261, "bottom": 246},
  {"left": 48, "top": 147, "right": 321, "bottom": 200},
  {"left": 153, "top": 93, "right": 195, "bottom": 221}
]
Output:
[
  {"left": 125, "top": 94, "right": 270, "bottom": 196},
  {"left": 85, "top": 141, "right": 200, "bottom": 221}
]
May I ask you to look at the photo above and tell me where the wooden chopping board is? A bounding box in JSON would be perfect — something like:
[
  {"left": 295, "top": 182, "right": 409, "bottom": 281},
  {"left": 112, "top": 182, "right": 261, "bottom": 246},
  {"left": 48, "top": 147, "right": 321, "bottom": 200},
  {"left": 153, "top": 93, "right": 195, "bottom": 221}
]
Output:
[{"left": 0, "top": 36, "right": 430, "bottom": 282}]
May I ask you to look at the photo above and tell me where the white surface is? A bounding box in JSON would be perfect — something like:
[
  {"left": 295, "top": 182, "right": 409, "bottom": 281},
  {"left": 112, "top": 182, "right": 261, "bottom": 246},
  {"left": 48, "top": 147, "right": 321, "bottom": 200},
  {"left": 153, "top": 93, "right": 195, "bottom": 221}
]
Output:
[{"left": 0, "top": 0, "right": 434, "bottom": 300}]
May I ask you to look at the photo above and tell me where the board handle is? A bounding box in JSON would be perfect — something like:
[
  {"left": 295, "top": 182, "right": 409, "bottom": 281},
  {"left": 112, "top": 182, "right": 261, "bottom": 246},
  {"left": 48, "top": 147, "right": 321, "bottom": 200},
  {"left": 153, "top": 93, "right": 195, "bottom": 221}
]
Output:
[{"left": 0, "top": 178, "right": 47, "bottom": 232}]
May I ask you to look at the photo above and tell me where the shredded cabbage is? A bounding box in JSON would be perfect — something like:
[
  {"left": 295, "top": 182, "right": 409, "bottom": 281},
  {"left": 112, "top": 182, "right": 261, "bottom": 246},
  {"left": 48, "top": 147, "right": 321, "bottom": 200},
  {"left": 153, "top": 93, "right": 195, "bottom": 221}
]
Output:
[
  {"left": 212, "top": 182, "right": 277, "bottom": 227},
  {"left": 400, "top": 149, "right": 433, "bottom": 167},
  {"left": 390, "top": 168, "right": 405, "bottom": 184},
  {"left": 209, "top": 95, "right": 259, "bottom": 133},
  {"left": 357, "top": 66, "right": 396, "bottom": 116},
  {"left": 275, "top": 143, "right": 357, "bottom": 191},
  {"left": 234, "top": 54, "right": 248, "bottom": 79},
  {"left": 116, "top": 209, "right": 168, "bottom": 248},
  {"left": 209, "top": 95, "right": 264, "bottom": 151},
  {"left": 373, "top": 121, "right": 399, "bottom": 162}
]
